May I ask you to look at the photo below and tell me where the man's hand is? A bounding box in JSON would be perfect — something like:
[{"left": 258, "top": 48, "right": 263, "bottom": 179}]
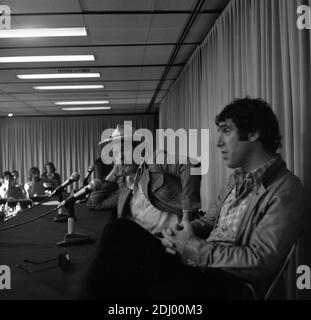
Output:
[{"left": 161, "top": 220, "right": 194, "bottom": 255}]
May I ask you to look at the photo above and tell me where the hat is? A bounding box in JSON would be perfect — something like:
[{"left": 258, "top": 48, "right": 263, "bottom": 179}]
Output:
[{"left": 99, "top": 123, "right": 136, "bottom": 147}]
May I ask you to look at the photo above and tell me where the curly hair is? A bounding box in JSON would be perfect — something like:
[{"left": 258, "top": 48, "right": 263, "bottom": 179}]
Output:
[{"left": 215, "top": 97, "right": 282, "bottom": 154}]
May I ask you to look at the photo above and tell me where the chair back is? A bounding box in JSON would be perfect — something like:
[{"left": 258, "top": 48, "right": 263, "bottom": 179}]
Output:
[
  {"left": 247, "top": 241, "right": 297, "bottom": 300},
  {"left": 263, "top": 242, "right": 297, "bottom": 300}
]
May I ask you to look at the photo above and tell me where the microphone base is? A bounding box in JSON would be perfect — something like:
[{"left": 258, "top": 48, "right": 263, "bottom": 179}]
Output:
[{"left": 56, "top": 232, "right": 95, "bottom": 247}]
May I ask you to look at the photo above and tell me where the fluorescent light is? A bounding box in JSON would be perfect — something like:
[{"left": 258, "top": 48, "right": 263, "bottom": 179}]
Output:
[
  {"left": 0, "top": 55, "right": 95, "bottom": 63},
  {"left": 0, "top": 27, "right": 87, "bottom": 38},
  {"left": 62, "top": 107, "right": 111, "bottom": 111},
  {"left": 8, "top": 113, "right": 13, "bottom": 117},
  {"left": 55, "top": 100, "right": 110, "bottom": 105},
  {"left": 34, "top": 85, "right": 104, "bottom": 90},
  {"left": 17, "top": 73, "right": 100, "bottom": 79}
]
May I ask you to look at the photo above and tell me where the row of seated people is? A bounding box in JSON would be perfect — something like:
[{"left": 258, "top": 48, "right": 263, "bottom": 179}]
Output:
[{"left": 0, "top": 162, "right": 61, "bottom": 200}]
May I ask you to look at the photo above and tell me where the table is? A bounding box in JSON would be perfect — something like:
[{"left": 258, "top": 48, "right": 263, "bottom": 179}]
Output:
[{"left": 0, "top": 201, "right": 115, "bottom": 300}]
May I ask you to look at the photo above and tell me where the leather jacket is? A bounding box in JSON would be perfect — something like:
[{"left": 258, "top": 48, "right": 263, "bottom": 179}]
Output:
[
  {"left": 117, "top": 151, "right": 202, "bottom": 220},
  {"left": 91, "top": 151, "right": 202, "bottom": 219}
]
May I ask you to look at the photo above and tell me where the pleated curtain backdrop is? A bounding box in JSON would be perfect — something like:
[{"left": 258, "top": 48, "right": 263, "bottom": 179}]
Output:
[
  {"left": 159, "top": 0, "right": 311, "bottom": 299},
  {"left": 0, "top": 114, "right": 157, "bottom": 189}
]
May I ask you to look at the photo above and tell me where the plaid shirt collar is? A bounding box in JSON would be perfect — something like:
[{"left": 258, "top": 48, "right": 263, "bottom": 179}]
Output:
[{"left": 233, "top": 156, "right": 279, "bottom": 196}]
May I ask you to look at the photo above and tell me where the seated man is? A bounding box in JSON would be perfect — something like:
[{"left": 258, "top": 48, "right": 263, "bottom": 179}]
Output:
[
  {"left": 87, "top": 123, "right": 201, "bottom": 234},
  {"left": 80, "top": 98, "right": 305, "bottom": 300}
]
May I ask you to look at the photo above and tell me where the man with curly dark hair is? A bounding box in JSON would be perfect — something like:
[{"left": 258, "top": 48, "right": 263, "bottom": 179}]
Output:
[
  {"left": 215, "top": 97, "right": 282, "bottom": 155},
  {"left": 160, "top": 97, "right": 305, "bottom": 298}
]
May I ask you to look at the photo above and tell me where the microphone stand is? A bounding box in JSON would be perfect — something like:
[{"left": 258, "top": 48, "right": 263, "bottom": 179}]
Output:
[
  {"left": 53, "top": 192, "right": 70, "bottom": 223},
  {"left": 57, "top": 202, "right": 94, "bottom": 246},
  {"left": 77, "top": 181, "right": 88, "bottom": 203}
]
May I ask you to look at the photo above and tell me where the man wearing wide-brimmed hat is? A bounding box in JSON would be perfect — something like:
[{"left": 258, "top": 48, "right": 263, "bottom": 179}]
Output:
[
  {"left": 96, "top": 122, "right": 201, "bottom": 235},
  {"left": 80, "top": 122, "right": 202, "bottom": 299}
]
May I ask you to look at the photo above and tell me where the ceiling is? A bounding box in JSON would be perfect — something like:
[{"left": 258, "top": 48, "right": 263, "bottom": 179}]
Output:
[{"left": 0, "top": 0, "right": 229, "bottom": 117}]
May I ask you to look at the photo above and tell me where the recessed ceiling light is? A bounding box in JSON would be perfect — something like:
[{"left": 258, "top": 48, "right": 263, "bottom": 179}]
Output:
[
  {"left": 62, "top": 107, "right": 111, "bottom": 111},
  {"left": 17, "top": 73, "right": 100, "bottom": 79},
  {"left": 0, "top": 55, "right": 95, "bottom": 63},
  {"left": 8, "top": 113, "right": 13, "bottom": 117},
  {"left": 34, "top": 85, "right": 104, "bottom": 90},
  {"left": 55, "top": 100, "right": 110, "bottom": 105},
  {"left": 0, "top": 27, "right": 87, "bottom": 38}
]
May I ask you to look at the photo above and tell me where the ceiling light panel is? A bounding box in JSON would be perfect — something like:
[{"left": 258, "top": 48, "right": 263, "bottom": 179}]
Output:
[
  {"left": 0, "top": 28, "right": 87, "bottom": 38},
  {"left": 0, "top": 55, "right": 95, "bottom": 63},
  {"left": 62, "top": 107, "right": 111, "bottom": 111},
  {"left": 55, "top": 100, "right": 109, "bottom": 105},
  {"left": 17, "top": 73, "right": 100, "bottom": 79},
  {"left": 34, "top": 85, "right": 104, "bottom": 90}
]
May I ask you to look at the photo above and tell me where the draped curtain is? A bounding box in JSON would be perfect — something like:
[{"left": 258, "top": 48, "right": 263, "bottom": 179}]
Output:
[
  {"left": 0, "top": 114, "right": 156, "bottom": 190},
  {"left": 159, "top": 0, "right": 311, "bottom": 299}
]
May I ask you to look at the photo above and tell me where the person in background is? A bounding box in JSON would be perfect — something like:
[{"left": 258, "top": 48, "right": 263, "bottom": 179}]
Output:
[
  {"left": 0, "top": 171, "right": 12, "bottom": 198},
  {"left": 24, "top": 167, "right": 46, "bottom": 198},
  {"left": 41, "top": 162, "right": 61, "bottom": 190},
  {"left": 11, "top": 170, "right": 21, "bottom": 187},
  {"left": 0, "top": 171, "right": 26, "bottom": 199}
]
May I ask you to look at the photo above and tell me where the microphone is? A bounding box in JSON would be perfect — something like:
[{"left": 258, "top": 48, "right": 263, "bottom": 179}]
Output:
[
  {"left": 83, "top": 165, "right": 95, "bottom": 186},
  {"left": 58, "top": 179, "right": 101, "bottom": 208},
  {"left": 51, "top": 172, "right": 80, "bottom": 197},
  {"left": 56, "top": 181, "right": 101, "bottom": 246}
]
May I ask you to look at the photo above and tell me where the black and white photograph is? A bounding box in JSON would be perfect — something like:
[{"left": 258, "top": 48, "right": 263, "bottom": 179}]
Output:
[{"left": 0, "top": 0, "right": 311, "bottom": 312}]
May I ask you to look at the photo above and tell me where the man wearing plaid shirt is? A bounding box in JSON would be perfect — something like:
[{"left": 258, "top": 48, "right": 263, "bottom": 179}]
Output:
[
  {"left": 81, "top": 97, "right": 305, "bottom": 300},
  {"left": 207, "top": 157, "right": 278, "bottom": 244},
  {"left": 160, "top": 97, "right": 305, "bottom": 299}
]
